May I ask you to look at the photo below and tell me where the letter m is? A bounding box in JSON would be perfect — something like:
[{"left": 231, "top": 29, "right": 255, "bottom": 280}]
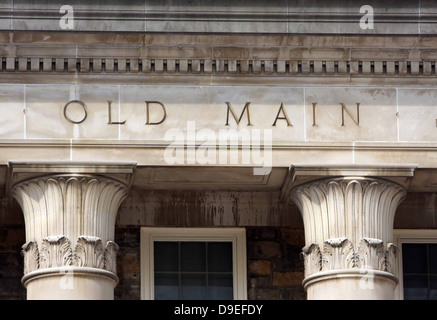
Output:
[{"left": 225, "top": 102, "right": 253, "bottom": 126}]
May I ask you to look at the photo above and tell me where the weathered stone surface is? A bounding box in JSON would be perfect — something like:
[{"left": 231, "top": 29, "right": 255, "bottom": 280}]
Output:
[
  {"left": 0, "top": 1, "right": 428, "bottom": 34},
  {"left": 272, "top": 271, "right": 304, "bottom": 287},
  {"left": 248, "top": 241, "right": 282, "bottom": 259},
  {"left": 248, "top": 260, "right": 271, "bottom": 276},
  {"left": 247, "top": 227, "right": 306, "bottom": 300}
]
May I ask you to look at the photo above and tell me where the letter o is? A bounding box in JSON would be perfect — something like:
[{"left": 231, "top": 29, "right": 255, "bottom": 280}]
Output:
[{"left": 63, "top": 100, "right": 87, "bottom": 124}]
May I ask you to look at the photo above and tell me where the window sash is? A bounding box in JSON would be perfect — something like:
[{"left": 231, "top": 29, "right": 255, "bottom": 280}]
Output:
[
  {"left": 153, "top": 241, "right": 234, "bottom": 300},
  {"left": 140, "top": 227, "right": 247, "bottom": 300},
  {"left": 394, "top": 229, "right": 437, "bottom": 300}
]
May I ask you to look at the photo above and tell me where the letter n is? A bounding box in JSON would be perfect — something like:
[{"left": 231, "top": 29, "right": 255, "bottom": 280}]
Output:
[{"left": 340, "top": 102, "right": 360, "bottom": 126}]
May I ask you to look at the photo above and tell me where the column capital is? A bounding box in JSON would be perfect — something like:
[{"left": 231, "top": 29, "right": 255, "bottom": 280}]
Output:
[
  {"left": 283, "top": 164, "right": 417, "bottom": 299},
  {"left": 8, "top": 161, "right": 136, "bottom": 299}
]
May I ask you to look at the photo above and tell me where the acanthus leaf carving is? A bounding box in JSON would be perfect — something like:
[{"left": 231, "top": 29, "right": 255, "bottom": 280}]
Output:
[
  {"left": 105, "top": 241, "right": 119, "bottom": 274},
  {"left": 322, "top": 238, "right": 355, "bottom": 271},
  {"left": 357, "top": 238, "right": 385, "bottom": 271},
  {"left": 22, "top": 235, "right": 118, "bottom": 275},
  {"left": 304, "top": 237, "right": 399, "bottom": 277},
  {"left": 40, "top": 236, "right": 72, "bottom": 269},
  {"left": 74, "top": 236, "right": 104, "bottom": 269},
  {"left": 302, "top": 243, "right": 322, "bottom": 277},
  {"left": 385, "top": 243, "right": 398, "bottom": 274},
  {"left": 22, "top": 241, "right": 39, "bottom": 274}
]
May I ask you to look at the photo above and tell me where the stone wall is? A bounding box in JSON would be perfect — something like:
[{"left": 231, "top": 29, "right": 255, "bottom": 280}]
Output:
[
  {"left": 115, "top": 226, "right": 142, "bottom": 300},
  {"left": 114, "top": 225, "right": 306, "bottom": 300},
  {"left": 246, "top": 227, "right": 305, "bottom": 300}
]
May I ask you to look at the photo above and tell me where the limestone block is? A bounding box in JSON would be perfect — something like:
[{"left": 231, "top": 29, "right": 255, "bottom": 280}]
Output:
[
  {"left": 305, "top": 87, "right": 398, "bottom": 142},
  {"left": 0, "top": 85, "right": 24, "bottom": 139},
  {"left": 398, "top": 89, "right": 437, "bottom": 141},
  {"left": 25, "top": 84, "right": 119, "bottom": 139}
]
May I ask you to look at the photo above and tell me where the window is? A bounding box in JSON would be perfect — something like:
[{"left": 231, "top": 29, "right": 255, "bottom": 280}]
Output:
[
  {"left": 394, "top": 230, "right": 437, "bottom": 300},
  {"left": 141, "top": 228, "right": 247, "bottom": 300},
  {"left": 402, "top": 243, "right": 437, "bottom": 300}
]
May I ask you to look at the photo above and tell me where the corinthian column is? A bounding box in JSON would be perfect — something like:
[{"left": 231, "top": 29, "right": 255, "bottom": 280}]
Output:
[
  {"left": 8, "top": 162, "right": 136, "bottom": 300},
  {"left": 284, "top": 165, "right": 416, "bottom": 300}
]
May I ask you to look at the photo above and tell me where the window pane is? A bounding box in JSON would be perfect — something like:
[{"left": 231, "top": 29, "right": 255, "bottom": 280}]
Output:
[
  {"left": 181, "top": 274, "right": 207, "bottom": 300},
  {"left": 208, "top": 242, "right": 233, "bottom": 272},
  {"left": 208, "top": 274, "right": 233, "bottom": 300},
  {"left": 155, "top": 273, "right": 179, "bottom": 300},
  {"left": 153, "top": 239, "right": 238, "bottom": 300},
  {"left": 429, "top": 244, "right": 437, "bottom": 274},
  {"left": 154, "top": 242, "right": 179, "bottom": 272},
  {"left": 402, "top": 244, "right": 428, "bottom": 274},
  {"left": 403, "top": 275, "right": 429, "bottom": 300},
  {"left": 181, "top": 242, "right": 206, "bottom": 272},
  {"left": 431, "top": 276, "right": 437, "bottom": 300}
]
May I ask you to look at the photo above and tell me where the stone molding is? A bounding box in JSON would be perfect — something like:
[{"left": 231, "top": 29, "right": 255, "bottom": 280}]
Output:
[
  {"left": 302, "top": 237, "right": 398, "bottom": 278},
  {"left": 0, "top": 1, "right": 431, "bottom": 34},
  {"left": 1, "top": 52, "right": 434, "bottom": 78},
  {"left": 1, "top": 33, "right": 436, "bottom": 81},
  {"left": 22, "top": 235, "right": 119, "bottom": 276}
]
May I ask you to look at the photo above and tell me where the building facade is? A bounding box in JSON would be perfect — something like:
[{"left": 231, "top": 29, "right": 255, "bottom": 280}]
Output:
[{"left": 0, "top": 1, "right": 437, "bottom": 300}]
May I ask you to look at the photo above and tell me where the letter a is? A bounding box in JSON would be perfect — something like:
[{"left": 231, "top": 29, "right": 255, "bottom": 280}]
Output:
[{"left": 272, "top": 103, "right": 292, "bottom": 126}]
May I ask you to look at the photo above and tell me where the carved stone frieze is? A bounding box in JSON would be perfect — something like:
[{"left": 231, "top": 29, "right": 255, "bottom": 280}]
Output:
[
  {"left": 22, "top": 235, "right": 119, "bottom": 275},
  {"left": 302, "top": 237, "right": 398, "bottom": 277}
]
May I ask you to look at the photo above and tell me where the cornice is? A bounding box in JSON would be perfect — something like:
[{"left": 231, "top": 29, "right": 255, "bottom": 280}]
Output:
[
  {"left": 0, "top": 1, "right": 433, "bottom": 35},
  {"left": 0, "top": 33, "right": 437, "bottom": 85}
]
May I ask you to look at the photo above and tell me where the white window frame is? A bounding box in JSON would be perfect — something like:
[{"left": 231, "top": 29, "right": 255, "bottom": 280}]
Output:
[
  {"left": 140, "top": 227, "right": 247, "bottom": 300},
  {"left": 393, "top": 229, "right": 437, "bottom": 300}
]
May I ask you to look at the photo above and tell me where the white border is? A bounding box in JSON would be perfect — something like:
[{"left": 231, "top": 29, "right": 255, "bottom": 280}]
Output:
[
  {"left": 393, "top": 229, "right": 437, "bottom": 300},
  {"left": 140, "top": 227, "right": 247, "bottom": 300}
]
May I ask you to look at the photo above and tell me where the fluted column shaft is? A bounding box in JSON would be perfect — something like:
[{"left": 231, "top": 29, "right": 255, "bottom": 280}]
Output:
[
  {"left": 290, "top": 176, "right": 408, "bottom": 300},
  {"left": 9, "top": 162, "right": 135, "bottom": 300}
]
